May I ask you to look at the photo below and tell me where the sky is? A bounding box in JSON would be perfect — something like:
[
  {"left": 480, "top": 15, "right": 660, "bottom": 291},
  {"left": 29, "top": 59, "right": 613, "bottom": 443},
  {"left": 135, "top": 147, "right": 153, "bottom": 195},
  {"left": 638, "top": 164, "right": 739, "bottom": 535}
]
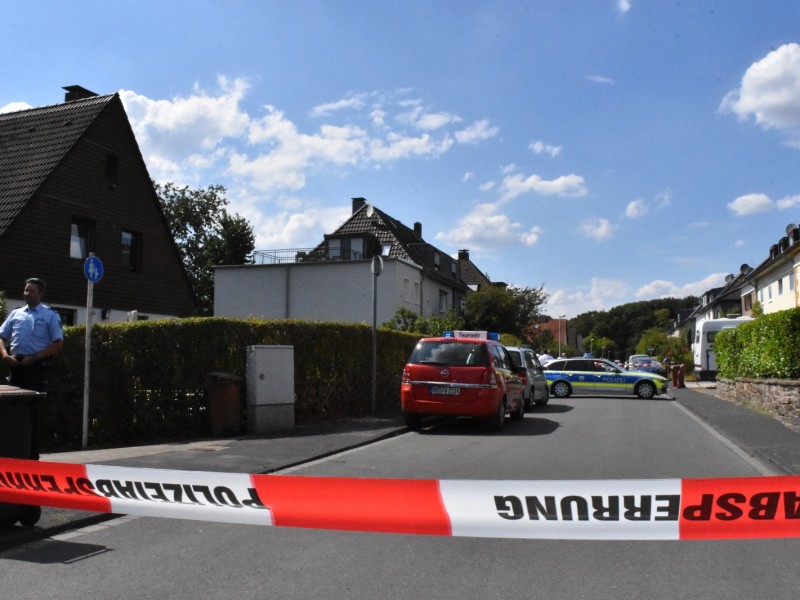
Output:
[{"left": 3, "top": 0, "right": 800, "bottom": 318}]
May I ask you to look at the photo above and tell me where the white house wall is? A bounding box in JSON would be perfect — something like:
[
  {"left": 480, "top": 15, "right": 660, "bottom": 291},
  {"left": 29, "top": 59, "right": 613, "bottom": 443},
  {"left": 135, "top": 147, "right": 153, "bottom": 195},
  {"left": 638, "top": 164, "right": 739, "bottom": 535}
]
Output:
[
  {"left": 214, "top": 259, "right": 455, "bottom": 324},
  {"left": 754, "top": 259, "right": 797, "bottom": 314}
]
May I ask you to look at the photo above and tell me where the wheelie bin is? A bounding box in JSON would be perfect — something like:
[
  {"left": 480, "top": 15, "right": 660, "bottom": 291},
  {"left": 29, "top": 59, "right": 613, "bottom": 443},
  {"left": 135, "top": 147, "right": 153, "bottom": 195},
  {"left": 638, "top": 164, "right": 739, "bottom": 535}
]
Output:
[{"left": 0, "top": 385, "right": 46, "bottom": 528}]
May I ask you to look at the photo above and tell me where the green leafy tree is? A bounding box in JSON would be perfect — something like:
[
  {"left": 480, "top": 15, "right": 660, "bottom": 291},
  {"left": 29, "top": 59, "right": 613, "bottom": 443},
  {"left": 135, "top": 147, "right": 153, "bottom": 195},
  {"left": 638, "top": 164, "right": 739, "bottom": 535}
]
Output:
[
  {"left": 511, "top": 285, "right": 549, "bottom": 336},
  {"left": 155, "top": 182, "right": 255, "bottom": 315},
  {"left": 382, "top": 308, "right": 464, "bottom": 337},
  {"left": 464, "top": 285, "right": 517, "bottom": 333},
  {"left": 572, "top": 297, "right": 699, "bottom": 357},
  {"left": 635, "top": 327, "right": 670, "bottom": 357}
]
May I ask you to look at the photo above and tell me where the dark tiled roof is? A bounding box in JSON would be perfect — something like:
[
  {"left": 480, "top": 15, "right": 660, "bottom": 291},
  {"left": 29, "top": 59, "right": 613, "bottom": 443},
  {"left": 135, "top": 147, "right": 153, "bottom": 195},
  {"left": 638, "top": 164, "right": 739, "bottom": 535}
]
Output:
[
  {"left": 0, "top": 94, "right": 115, "bottom": 236},
  {"left": 310, "top": 204, "right": 425, "bottom": 262},
  {"left": 458, "top": 257, "right": 491, "bottom": 287}
]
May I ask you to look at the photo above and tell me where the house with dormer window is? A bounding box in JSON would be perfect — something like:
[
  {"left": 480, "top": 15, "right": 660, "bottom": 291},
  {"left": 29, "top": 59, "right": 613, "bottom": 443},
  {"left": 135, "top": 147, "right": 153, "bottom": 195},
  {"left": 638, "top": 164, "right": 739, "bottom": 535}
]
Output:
[
  {"left": 0, "top": 86, "right": 195, "bottom": 324},
  {"left": 214, "top": 198, "right": 487, "bottom": 324}
]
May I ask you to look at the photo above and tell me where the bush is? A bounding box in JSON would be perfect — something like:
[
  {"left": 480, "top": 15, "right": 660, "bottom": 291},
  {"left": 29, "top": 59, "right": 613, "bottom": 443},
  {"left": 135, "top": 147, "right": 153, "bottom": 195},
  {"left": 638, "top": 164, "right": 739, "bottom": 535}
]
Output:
[
  {"left": 0, "top": 318, "right": 420, "bottom": 451},
  {"left": 716, "top": 308, "right": 800, "bottom": 379}
]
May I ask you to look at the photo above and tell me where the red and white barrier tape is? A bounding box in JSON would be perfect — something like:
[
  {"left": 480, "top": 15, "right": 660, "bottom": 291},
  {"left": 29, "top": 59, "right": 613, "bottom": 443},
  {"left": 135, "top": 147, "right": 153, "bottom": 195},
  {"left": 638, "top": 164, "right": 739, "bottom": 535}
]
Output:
[{"left": 1, "top": 458, "right": 798, "bottom": 540}]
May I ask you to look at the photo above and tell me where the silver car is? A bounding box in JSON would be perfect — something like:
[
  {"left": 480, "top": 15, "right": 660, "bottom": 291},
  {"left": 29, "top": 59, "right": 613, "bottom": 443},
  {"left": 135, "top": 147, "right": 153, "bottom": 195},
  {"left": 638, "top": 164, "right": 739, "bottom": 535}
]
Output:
[{"left": 505, "top": 346, "right": 550, "bottom": 409}]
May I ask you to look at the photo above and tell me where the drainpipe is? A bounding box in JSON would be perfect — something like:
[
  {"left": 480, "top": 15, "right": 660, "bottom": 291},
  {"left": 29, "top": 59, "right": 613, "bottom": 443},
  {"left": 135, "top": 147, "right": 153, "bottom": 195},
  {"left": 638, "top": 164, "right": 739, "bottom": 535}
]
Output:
[{"left": 284, "top": 266, "right": 291, "bottom": 318}]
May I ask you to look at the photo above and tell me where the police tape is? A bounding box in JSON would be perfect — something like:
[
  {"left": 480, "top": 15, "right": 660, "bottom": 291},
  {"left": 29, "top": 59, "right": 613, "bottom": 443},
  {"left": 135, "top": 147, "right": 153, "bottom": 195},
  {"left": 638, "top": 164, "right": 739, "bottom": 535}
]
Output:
[{"left": 1, "top": 457, "right": 799, "bottom": 540}]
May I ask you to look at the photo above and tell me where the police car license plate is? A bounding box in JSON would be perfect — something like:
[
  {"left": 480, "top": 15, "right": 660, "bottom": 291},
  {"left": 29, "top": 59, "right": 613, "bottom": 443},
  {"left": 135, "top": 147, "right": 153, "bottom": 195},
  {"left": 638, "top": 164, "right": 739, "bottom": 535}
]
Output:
[{"left": 430, "top": 386, "right": 460, "bottom": 396}]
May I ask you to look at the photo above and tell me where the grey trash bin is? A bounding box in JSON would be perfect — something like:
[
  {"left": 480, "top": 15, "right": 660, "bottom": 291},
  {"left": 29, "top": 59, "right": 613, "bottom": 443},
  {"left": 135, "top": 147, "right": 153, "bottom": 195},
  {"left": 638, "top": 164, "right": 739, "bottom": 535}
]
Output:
[{"left": 0, "top": 385, "right": 46, "bottom": 527}]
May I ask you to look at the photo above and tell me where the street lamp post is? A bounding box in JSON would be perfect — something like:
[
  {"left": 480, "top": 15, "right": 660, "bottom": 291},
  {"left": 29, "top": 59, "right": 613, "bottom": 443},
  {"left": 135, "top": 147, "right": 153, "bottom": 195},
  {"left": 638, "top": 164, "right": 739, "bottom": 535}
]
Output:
[{"left": 558, "top": 314, "right": 566, "bottom": 358}]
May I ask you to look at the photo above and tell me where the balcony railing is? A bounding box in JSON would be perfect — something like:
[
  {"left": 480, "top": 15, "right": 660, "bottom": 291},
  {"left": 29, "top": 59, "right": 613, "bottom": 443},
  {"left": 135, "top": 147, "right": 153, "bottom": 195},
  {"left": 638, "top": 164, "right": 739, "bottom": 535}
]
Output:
[{"left": 252, "top": 248, "right": 366, "bottom": 265}]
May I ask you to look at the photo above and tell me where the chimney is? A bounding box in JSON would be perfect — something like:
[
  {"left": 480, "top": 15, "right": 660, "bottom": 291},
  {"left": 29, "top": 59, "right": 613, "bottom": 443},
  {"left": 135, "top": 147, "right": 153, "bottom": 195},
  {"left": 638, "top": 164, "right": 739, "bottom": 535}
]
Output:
[
  {"left": 352, "top": 197, "right": 367, "bottom": 214},
  {"left": 458, "top": 249, "right": 469, "bottom": 261},
  {"left": 63, "top": 85, "right": 99, "bottom": 102},
  {"left": 414, "top": 222, "right": 422, "bottom": 239}
]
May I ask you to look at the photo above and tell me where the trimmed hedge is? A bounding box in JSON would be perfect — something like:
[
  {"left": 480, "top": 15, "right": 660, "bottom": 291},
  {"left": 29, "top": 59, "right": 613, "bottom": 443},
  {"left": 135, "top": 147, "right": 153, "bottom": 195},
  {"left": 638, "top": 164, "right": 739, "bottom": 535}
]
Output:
[
  {"left": 715, "top": 308, "right": 800, "bottom": 379},
  {"left": 1, "top": 318, "right": 420, "bottom": 451}
]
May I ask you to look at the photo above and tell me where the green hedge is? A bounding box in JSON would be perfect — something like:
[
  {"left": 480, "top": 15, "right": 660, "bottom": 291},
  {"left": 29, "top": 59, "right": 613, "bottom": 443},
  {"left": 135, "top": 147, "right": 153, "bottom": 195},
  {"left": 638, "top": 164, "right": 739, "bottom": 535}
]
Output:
[
  {"left": 715, "top": 308, "right": 800, "bottom": 379},
  {"left": 1, "top": 318, "right": 420, "bottom": 451}
]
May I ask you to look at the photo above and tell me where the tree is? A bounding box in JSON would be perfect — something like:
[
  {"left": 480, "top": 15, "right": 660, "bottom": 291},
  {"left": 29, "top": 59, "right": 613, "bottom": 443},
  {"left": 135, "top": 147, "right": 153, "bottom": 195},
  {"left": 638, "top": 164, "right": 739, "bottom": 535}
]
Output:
[
  {"left": 381, "top": 308, "right": 464, "bottom": 337},
  {"left": 155, "top": 182, "right": 255, "bottom": 315},
  {"left": 464, "top": 285, "right": 517, "bottom": 333},
  {"left": 511, "top": 284, "right": 549, "bottom": 337}
]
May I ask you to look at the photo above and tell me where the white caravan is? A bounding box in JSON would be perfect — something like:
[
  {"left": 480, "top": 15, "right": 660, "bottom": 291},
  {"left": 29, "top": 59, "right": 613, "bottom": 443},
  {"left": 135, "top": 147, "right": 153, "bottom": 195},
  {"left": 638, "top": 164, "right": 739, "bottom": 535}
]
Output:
[{"left": 693, "top": 317, "right": 753, "bottom": 381}]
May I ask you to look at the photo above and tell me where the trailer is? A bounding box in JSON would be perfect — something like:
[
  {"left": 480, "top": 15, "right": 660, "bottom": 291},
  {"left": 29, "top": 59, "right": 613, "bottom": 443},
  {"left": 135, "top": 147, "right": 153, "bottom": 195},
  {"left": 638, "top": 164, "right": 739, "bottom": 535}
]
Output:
[{"left": 692, "top": 317, "right": 753, "bottom": 381}]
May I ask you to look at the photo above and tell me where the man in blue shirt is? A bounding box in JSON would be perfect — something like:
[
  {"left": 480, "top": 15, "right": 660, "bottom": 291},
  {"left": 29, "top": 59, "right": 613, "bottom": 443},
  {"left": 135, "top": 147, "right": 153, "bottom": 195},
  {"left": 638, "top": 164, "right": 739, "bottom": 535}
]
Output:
[{"left": 1, "top": 278, "right": 63, "bottom": 458}]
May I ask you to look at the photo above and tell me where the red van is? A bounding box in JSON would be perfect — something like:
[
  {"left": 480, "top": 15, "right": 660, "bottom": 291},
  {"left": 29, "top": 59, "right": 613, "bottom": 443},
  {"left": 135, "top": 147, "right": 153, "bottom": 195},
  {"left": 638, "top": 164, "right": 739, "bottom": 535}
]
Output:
[{"left": 400, "top": 331, "right": 526, "bottom": 431}]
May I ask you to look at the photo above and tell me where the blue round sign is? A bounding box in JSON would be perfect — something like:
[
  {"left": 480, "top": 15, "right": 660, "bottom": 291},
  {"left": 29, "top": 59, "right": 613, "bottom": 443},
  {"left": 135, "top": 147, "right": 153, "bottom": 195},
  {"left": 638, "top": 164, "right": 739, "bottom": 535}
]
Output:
[{"left": 84, "top": 256, "right": 104, "bottom": 283}]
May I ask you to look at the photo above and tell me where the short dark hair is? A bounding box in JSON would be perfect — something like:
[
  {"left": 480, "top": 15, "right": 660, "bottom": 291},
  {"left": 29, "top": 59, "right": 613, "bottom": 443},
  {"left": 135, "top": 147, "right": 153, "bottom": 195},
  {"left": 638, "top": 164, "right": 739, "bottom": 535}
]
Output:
[{"left": 25, "top": 278, "right": 47, "bottom": 295}]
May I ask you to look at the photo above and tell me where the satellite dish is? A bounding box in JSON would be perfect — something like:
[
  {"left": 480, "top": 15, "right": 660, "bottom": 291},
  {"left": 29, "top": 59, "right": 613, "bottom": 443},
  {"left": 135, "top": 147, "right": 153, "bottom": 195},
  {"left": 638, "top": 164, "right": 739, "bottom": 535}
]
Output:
[
  {"left": 740, "top": 263, "right": 753, "bottom": 275},
  {"left": 786, "top": 223, "right": 797, "bottom": 235},
  {"left": 366, "top": 204, "right": 374, "bottom": 217}
]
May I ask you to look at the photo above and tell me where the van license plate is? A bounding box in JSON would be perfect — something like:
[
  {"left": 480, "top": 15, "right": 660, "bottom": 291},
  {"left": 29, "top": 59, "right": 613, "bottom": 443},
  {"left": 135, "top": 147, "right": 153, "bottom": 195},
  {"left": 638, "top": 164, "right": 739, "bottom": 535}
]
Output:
[{"left": 430, "top": 386, "right": 460, "bottom": 396}]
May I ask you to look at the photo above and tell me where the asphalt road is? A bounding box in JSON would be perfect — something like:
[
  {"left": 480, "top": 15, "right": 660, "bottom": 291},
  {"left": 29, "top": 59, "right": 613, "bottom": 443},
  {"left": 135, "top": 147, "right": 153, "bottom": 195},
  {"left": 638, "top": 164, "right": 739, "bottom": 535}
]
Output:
[{"left": 2, "top": 395, "right": 799, "bottom": 600}]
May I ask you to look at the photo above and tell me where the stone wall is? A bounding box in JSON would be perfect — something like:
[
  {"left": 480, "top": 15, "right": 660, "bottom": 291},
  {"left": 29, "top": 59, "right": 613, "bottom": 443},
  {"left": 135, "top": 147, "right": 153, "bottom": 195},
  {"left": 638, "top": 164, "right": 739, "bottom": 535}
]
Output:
[{"left": 717, "top": 377, "right": 800, "bottom": 421}]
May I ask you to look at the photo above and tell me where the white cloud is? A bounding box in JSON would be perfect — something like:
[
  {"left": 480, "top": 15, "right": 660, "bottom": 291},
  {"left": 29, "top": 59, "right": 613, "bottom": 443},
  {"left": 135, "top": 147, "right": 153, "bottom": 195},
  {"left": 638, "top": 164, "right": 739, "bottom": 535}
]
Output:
[
  {"left": 396, "top": 102, "right": 462, "bottom": 131},
  {"left": 498, "top": 172, "right": 588, "bottom": 202},
  {"left": 479, "top": 181, "right": 496, "bottom": 192},
  {"left": 368, "top": 132, "right": 453, "bottom": 161},
  {"left": 546, "top": 278, "right": 630, "bottom": 318},
  {"left": 579, "top": 217, "right": 614, "bottom": 240},
  {"left": 122, "top": 81, "right": 495, "bottom": 195},
  {"left": 121, "top": 76, "right": 251, "bottom": 158},
  {"left": 617, "top": 0, "right": 632, "bottom": 14},
  {"left": 463, "top": 171, "right": 474, "bottom": 182},
  {"left": 310, "top": 96, "right": 366, "bottom": 117},
  {"left": 454, "top": 119, "right": 499, "bottom": 144},
  {"left": 0, "top": 101, "right": 32, "bottom": 114},
  {"left": 625, "top": 198, "right": 648, "bottom": 219},
  {"left": 434, "top": 203, "right": 541, "bottom": 250},
  {"left": 586, "top": 75, "right": 614, "bottom": 84},
  {"left": 635, "top": 273, "right": 728, "bottom": 299},
  {"left": 251, "top": 205, "right": 351, "bottom": 248},
  {"left": 720, "top": 43, "right": 800, "bottom": 135},
  {"left": 529, "top": 140, "right": 562, "bottom": 157},
  {"left": 727, "top": 193, "right": 774, "bottom": 216},
  {"left": 777, "top": 194, "right": 800, "bottom": 209}
]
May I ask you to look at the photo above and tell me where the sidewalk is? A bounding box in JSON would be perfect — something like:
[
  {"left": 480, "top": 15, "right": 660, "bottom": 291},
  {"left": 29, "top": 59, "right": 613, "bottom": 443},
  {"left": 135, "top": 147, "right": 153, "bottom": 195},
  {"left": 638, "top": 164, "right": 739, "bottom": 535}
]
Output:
[
  {"left": 2, "top": 387, "right": 800, "bottom": 550},
  {"left": 0, "top": 415, "right": 406, "bottom": 551}
]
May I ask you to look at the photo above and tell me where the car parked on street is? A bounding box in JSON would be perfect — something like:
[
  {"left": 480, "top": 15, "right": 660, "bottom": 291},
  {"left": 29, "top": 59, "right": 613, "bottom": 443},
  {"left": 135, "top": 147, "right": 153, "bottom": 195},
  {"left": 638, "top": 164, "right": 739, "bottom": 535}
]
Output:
[
  {"left": 505, "top": 346, "right": 549, "bottom": 409},
  {"left": 400, "top": 331, "right": 526, "bottom": 431},
  {"left": 629, "top": 357, "right": 667, "bottom": 376},
  {"left": 544, "top": 357, "right": 669, "bottom": 399},
  {"left": 626, "top": 354, "right": 650, "bottom": 369}
]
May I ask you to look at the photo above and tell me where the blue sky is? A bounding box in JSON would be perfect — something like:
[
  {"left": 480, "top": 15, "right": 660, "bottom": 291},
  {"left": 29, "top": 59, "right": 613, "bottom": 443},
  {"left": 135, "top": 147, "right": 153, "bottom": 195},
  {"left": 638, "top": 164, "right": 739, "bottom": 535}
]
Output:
[{"left": 4, "top": 1, "right": 800, "bottom": 318}]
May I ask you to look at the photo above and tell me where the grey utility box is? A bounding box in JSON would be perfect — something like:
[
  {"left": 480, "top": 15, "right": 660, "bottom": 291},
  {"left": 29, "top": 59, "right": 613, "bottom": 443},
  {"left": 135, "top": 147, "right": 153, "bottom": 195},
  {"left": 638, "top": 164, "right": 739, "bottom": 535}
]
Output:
[{"left": 246, "top": 345, "right": 295, "bottom": 434}]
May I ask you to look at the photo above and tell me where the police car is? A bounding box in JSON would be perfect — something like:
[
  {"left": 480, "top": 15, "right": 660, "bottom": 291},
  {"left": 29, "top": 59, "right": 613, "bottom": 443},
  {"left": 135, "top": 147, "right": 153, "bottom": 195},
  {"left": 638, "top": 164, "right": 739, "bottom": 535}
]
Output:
[
  {"left": 543, "top": 357, "right": 668, "bottom": 399},
  {"left": 400, "top": 331, "right": 526, "bottom": 431}
]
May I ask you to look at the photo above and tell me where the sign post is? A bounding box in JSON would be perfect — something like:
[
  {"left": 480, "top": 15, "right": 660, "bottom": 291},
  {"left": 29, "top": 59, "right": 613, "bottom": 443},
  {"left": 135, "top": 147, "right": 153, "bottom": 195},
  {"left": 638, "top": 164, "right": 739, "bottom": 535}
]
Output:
[
  {"left": 370, "top": 255, "right": 383, "bottom": 416},
  {"left": 82, "top": 254, "right": 103, "bottom": 448}
]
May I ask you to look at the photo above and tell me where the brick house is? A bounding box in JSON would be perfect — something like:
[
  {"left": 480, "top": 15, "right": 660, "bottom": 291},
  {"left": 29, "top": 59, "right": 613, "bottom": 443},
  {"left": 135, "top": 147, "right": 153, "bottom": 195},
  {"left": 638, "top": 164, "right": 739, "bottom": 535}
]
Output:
[{"left": 0, "top": 86, "right": 195, "bottom": 324}]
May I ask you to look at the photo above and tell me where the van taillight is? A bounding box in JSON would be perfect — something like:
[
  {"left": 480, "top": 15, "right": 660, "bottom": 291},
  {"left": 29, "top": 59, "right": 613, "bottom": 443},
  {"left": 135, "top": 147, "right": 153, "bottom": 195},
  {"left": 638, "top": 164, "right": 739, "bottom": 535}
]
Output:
[
  {"left": 482, "top": 368, "right": 497, "bottom": 387},
  {"left": 401, "top": 368, "right": 410, "bottom": 384}
]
